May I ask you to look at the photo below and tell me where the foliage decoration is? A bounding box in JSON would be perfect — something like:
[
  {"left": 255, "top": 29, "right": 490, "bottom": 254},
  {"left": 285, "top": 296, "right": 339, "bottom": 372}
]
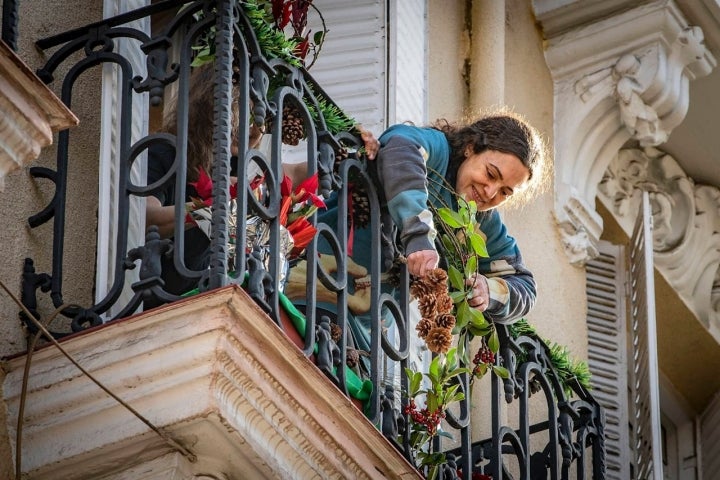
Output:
[
  {"left": 401, "top": 172, "right": 591, "bottom": 475},
  {"left": 190, "top": 0, "right": 357, "bottom": 139}
]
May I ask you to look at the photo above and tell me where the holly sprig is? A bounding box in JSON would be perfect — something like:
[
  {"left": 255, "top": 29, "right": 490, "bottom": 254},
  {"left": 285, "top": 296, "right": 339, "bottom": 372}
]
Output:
[{"left": 403, "top": 348, "right": 469, "bottom": 480}]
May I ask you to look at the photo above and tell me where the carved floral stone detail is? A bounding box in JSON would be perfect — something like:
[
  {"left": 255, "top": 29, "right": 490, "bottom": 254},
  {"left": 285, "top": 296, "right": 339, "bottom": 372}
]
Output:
[{"left": 598, "top": 147, "right": 720, "bottom": 334}]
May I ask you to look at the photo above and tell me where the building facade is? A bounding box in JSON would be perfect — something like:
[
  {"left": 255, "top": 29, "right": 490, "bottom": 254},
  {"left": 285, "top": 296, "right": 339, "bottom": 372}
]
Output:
[{"left": 0, "top": 0, "right": 719, "bottom": 478}]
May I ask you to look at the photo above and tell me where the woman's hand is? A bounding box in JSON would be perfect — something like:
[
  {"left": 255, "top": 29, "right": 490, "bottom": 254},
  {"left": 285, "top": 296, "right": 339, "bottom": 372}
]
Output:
[
  {"left": 407, "top": 249, "right": 440, "bottom": 278},
  {"left": 466, "top": 273, "right": 490, "bottom": 312},
  {"left": 357, "top": 125, "right": 379, "bottom": 160}
]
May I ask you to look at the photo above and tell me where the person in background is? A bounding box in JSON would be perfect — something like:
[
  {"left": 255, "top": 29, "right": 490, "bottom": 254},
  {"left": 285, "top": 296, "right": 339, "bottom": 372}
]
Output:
[{"left": 145, "top": 65, "right": 378, "bottom": 304}]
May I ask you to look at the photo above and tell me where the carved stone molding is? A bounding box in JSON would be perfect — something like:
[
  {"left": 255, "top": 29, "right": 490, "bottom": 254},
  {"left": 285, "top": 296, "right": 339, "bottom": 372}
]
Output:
[
  {"left": 2, "top": 287, "right": 419, "bottom": 479},
  {"left": 534, "top": 0, "right": 716, "bottom": 265},
  {"left": 0, "top": 41, "right": 78, "bottom": 189},
  {"left": 598, "top": 147, "right": 720, "bottom": 338}
]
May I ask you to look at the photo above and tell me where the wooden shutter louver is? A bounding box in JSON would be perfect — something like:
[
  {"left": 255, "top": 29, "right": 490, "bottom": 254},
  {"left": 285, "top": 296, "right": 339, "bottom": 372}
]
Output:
[{"left": 586, "top": 241, "right": 631, "bottom": 480}]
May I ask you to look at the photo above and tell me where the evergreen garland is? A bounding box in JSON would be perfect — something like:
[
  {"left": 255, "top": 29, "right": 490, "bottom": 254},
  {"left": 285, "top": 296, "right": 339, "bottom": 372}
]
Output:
[
  {"left": 508, "top": 318, "right": 592, "bottom": 395},
  {"left": 192, "top": 0, "right": 357, "bottom": 138}
]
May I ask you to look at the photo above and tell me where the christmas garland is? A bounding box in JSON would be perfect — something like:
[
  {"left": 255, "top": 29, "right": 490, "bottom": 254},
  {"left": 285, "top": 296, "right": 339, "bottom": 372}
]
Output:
[{"left": 191, "top": 0, "right": 357, "bottom": 137}]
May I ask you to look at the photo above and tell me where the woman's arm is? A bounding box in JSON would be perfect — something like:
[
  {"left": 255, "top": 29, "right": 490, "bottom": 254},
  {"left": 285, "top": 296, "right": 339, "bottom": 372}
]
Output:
[
  {"left": 374, "top": 134, "right": 439, "bottom": 276},
  {"left": 146, "top": 196, "right": 183, "bottom": 239},
  {"left": 473, "top": 210, "right": 537, "bottom": 324}
]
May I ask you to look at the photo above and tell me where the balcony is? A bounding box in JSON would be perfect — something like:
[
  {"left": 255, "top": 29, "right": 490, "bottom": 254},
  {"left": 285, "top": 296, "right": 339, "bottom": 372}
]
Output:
[{"left": 2, "top": 1, "right": 605, "bottom": 479}]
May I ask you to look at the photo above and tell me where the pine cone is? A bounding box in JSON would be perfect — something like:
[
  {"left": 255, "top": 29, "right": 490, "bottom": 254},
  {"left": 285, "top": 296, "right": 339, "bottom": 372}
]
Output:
[
  {"left": 335, "top": 145, "right": 349, "bottom": 162},
  {"left": 425, "top": 327, "right": 453, "bottom": 354},
  {"left": 349, "top": 183, "right": 371, "bottom": 229},
  {"left": 436, "top": 293, "right": 454, "bottom": 314},
  {"left": 435, "top": 313, "right": 456, "bottom": 330},
  {"left": 417, "top": 294, "right": 438, "bottom": 319},
  {"left": 426, "top": 268, "right": 449, "bottom": 295},
  {"left": 330, "top": 323, "right": 342, "bottom": 343},
  {"left": 346, "top": 348, "right": 360, "bottom": 368},
  {"left": 410, "top": 277, "right": 435, "bottom": 299},
  {"left": 281, "top": 105, "right": 305, "bottom": 145},
  {"left": 415, "top": 318, "right": 434, "bottom": 339}
]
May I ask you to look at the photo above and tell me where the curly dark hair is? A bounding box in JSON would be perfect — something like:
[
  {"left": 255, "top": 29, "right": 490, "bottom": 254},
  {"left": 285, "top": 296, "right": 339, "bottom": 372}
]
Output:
[{"left": 433, "top": 112, "right": 549, "bottom": 205}]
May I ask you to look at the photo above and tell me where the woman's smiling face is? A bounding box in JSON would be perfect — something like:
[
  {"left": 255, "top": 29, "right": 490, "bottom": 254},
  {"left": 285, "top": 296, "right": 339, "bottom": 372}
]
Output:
[{"left": 454, "top": 148, "right": 530, "bottom": 211}]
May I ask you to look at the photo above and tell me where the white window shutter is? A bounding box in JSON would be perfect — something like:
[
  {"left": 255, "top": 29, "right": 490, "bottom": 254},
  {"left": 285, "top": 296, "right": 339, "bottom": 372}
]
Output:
[
  {"left": 701, "top": 393, "right": 720, "bottom": 479},
  {"left": 387, "top": 0, "right": 427, "bottom": 126},
  {"left": 629, "top": 190, "right": 663, "bottom": 479},
  {"left": 308, "top": 0, "right": 387, "bottom": 134},
  {"left": 586, "top": 240, "right": 631, "bottom": 480},
  {"left": 97, "top": 0, "right": 149, "bottom": 317}
]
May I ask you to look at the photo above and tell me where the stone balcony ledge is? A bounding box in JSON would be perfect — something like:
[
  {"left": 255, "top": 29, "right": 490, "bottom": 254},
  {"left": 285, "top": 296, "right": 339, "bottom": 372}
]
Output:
[{"left": 2, "top": 286, "right": 420, "bottom": 479}]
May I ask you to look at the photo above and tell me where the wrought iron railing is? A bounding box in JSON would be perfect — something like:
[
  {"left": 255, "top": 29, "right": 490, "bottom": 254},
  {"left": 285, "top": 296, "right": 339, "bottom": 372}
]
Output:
[{"left": 17, "top": 1, "right": 605, "bottom": 478}]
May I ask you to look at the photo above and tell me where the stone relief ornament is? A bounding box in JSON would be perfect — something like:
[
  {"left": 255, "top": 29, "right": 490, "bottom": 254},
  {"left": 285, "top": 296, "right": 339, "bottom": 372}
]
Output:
[
  {"left": 598, "top": 147, "right": 720, "bottom": 334},
  {"left": 613, "top": 54, "right": 666, "bottom": 146},
  {"left": 544, "top": 0, "right": 715, "bottom": 267}
]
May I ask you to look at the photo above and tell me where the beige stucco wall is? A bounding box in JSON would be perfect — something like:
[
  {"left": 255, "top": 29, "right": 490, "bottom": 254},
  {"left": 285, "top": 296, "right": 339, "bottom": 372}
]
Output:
[
  {"left": 0, "top": 2, "right": 102, "bottom": 475},
  {"left": 500, "top": 0, "right": 588, "bottom": 359}
]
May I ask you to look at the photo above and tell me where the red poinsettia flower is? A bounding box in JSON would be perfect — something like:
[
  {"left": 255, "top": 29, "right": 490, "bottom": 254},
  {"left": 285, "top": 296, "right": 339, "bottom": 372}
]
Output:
[
  {"left": 286, "top": 217, "right": 317, "bottom": 253},
  {"left": 280, "top": 173, "right": 294, "bottom": 198},
  {"left": 189, "top": 168, "right": 240, "bottom": 207},
  {"left": 189, "top": 168, "right": 213, "bottom": 202},
  {"left": 291, "top": 173, "right": 326, "bottom": 208}
]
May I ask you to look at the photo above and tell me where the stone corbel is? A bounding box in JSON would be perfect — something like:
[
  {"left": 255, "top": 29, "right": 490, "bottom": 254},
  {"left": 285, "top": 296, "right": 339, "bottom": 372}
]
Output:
[
  {"left": 538, "top": 0, "right": 715, "bottom": 265},
  {"left": 0, "top": 41, "right": 78, "bottom": 190},
  {"left": 598, "top": 147, "right": 720, "bottom": 335}
]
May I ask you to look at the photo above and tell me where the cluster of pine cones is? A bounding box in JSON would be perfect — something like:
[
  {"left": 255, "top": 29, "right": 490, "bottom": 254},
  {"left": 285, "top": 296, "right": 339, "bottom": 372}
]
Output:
[{"left": 410, "top": 268, "right": 456, "bottom": 354}]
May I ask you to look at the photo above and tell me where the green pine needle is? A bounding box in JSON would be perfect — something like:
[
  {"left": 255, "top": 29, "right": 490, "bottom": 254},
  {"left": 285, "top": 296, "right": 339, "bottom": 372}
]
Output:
[{"left": 509, "top": 319, "right": 592, "bottom": 395}]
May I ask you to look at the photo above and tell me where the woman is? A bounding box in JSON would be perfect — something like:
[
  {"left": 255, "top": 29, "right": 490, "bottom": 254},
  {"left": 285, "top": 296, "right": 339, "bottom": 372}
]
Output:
[
  {"left": 286, "top": 112, "right": 548, "bottom": 366},
  {"left": 374, "top": 113, "right": 547, "bottom": 323}
]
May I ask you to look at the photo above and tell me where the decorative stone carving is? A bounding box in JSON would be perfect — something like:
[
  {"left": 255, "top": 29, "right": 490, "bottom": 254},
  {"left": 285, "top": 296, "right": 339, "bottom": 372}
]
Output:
[
  {"left": 0, "top": 41, "right": 77, "bottom": 190},
  {"left": 598, "top": 147, "right": 720, "bottom": 337},
  {"left": 536, "top": 0, "right": 716, "bottom": 265}
]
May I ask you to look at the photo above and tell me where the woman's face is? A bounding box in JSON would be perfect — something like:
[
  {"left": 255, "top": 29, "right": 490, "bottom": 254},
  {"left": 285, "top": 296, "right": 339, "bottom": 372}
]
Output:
[{"left": 455, "top": 148, "right": 530, "bottom": 211}]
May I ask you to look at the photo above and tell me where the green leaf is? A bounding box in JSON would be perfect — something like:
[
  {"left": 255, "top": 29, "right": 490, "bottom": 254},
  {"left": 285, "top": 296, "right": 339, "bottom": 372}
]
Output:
[
  {"left": 406, "top": 368, "right": 422, "bottom": 395},
  {"left": 447, "top": 265, "right": 464, "bottom": 291},
  {"left": 313, "top": 30, "right": 325, "bottom": 44},
  {"left": 468, "top": 324, "right": 492, "bottom": 337},
  {"left": 449, "top": 290, "right": 467, "bottom": 303},
  {"left": 474, "top": 363, "right": 488, "bottom": 378},
  {"left": 492, "top": 365, "right": 510, "bottom": 379},
  {"left": 455, "top": 301, "right": 470, "bottom": 329},
  {"left": 464, "top": 255, "right": 478, "bottom": 279},
  {"left": 446, "top": 348, "right": 457, "bottom": 370},
  {"left": 488, "top": 327, "right": 499, "bottom": 353},
  {"left": 467, "top": 303, "right": 487, "bottom": 327},
  {"left": 429, "top": 355, "right": 441, "bottom": 380},
  {"left": 469, "top": 233, "right": 489, "bottom": 257},
  {"left": 437, "top": 208, "right": 463, "bottom": 228},
  {"left": 449, "top": 391, "right": 466, "bottom": 402},
  {"left": 440, "top": 234, "right": 456, "bottom": 256},
  {"left": 427, "top": 391, "right": 439, "bottom": 412}
]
